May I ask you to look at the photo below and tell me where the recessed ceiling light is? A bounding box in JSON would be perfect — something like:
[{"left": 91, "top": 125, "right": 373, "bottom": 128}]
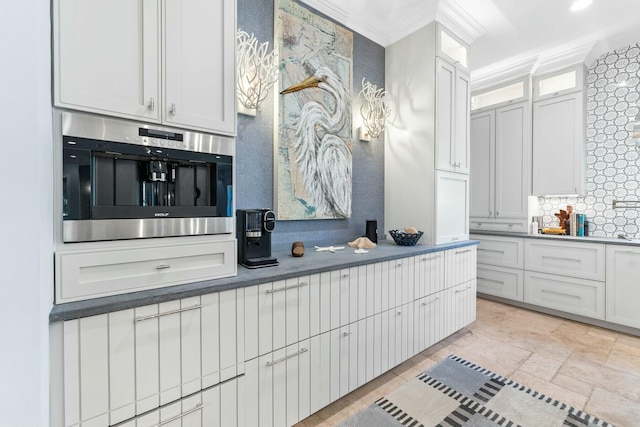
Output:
[{"left": 570, "top": 0, "right": 593, "bottom": 12}]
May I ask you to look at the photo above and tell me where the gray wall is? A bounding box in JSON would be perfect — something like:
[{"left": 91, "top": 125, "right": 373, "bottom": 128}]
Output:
[
  {"left": 236, "top": 0, "right": 386, "bottom": 247},
  {"left": 537, "top": 43, "right": 640, "bottom": 237}
]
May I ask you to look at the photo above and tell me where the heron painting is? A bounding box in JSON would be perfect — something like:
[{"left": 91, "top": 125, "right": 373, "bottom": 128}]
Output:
[{"left": 275, "top": 0, "right": 353, "bottom": 220}]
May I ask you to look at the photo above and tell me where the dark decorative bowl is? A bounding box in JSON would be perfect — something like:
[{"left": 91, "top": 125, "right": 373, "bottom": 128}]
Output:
[{"left": 389, "top": 229, "right": 424, "bottom": 246}]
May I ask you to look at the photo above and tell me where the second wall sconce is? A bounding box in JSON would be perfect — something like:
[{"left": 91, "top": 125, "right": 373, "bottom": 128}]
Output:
[
  {"left": 236, "top": 29, "right": 279, "bottom": 116},
  {"left": 358, "top": 78, "right": 391, "bottom": 141}
]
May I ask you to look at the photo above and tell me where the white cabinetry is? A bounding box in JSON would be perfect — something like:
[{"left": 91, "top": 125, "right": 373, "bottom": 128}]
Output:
[
  {"left": 606, "top": 246, "right": 640, "bottom": 328},
  {"left": 58, "top": 289, "right": 244, "bottom": 427},
  {"left": 470, "top": 78, "right": 531, "bottom": 232},
  {"left": 53, "top": 0, "right": 236, "bottom": 136},
  {"left": 532, "top": 65, "right": 585, "bottom": 195},
  {"left": 472, "top": 234, "right": 525, "bottom": 301},
  {"left": 55, "top": 238, "right": 236, "bottom": 303},
  {"left": 243, "top": 245, "right": 476, "bottom": 427},
  {"left": 385, "top": 21, "right": 470, "bottom": 245}
]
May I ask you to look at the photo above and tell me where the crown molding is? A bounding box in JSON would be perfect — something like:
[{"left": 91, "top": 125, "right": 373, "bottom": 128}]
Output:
[
  {"left": 471, "top": 57, "right": 538, "bottom": 91},
  {"left": 436, "top": 0, "right": 486, "bottom": 45},
  {"left": 534, "top": 40, "right": 596, "bottom": 75}
]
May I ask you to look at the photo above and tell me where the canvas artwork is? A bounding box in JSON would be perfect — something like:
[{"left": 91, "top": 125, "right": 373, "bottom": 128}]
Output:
[{"left": 275, "top": 0, "right": 353, "bottom": 220}]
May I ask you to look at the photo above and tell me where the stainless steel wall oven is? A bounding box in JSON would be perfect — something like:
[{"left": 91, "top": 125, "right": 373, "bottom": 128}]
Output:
[{"left": 61, "top": 112, "right": 234, "bottom": 242}]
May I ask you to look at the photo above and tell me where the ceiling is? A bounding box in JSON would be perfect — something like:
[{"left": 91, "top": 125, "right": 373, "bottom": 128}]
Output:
[{"left": 300, "top": 0, "right": 640, "bottom": 88}]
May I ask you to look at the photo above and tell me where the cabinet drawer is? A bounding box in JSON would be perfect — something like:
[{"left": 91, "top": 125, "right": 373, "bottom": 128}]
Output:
[
  {"left": 524, "top": 240, "right": 605, "bottom": 281},
  {"left": 524, "top": 271, "right": 604, "bottom": 319},
  {"left": 470, "top": 219, "right": 528, "bottom": 233},
  {"left": 245, "top": 276, "right": 311, "bottom": 360},
  {"left": 56, "top": 239, "right": 236, "bottom": 303},
  {"left": 120, "top": 375, "right": 244, "bottom": 427},
  {"left": 477, "top": 265, "right": 524, "bottom": 301},
  {"left": 472, "top": 235, "right": 524, "bottom": 269},
  {"left": 445, "top": 246, "right": 477, "bottom": 287}
]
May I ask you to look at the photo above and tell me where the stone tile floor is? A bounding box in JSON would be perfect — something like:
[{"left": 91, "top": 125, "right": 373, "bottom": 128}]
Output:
[{"left": 294, "top": 298, "right": 640, "bottom": 427}]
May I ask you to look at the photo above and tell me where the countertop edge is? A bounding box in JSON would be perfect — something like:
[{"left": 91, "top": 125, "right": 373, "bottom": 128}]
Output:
[
  {"left": 470, "top": 230, "right": 640, "bottom": 246},
  {"left": 50, "top": 239, "right": 479, "bottom": 322}
]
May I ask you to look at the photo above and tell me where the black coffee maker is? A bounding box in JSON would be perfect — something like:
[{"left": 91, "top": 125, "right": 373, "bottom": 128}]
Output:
[{"left": 237, "top": 209, "right": 279, "bottom": 268}]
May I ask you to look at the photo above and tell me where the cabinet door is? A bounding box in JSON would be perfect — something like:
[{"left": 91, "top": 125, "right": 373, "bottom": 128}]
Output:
[
  {"left": 445, "top": 280, "right": 477, "bottom": 336},
  {"left": 495, "top": 102, "right": 530, "bottom": 219},
  {"left": 606, "top": 246, "right": 640, "bottom": 328},
  {"left": 436, "top": 58, "right": 456, "bottom": 172},
  {"left": 163, "top": 0, "right": 236, "bottom": 135},
  {"left": 415, "top": 252, "right": 446, "bottom": 299},
  {"left": 532, "top": 92, "right": 584, "bottom": 195},
  {"left": 435, "top": 171, "right": 470, "bottom": 244},
  {"left": 470, "top": 110, "right": 494, "bottom": 218},
  {"left": 54, "top": 0, "right": 160, "bottom": 121}
]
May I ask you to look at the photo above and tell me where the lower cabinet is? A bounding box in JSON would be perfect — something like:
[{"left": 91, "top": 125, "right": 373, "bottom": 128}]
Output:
[
  {"left": 606, "top": 246, "right": 640, "bottom": 328},
  {"left": 54, "top": 244, "right": 478, "bottom": 427},
  {"left": 477, "top": 265, "right": 524, "bottom": 301}
]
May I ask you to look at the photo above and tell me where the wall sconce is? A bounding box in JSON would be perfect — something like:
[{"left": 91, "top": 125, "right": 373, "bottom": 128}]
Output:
[
  {"left": 236, "top": 29, "right": 278, "bottom": 116},
  {"left": 358, "top": 78, "right": 391, "bottom": 142}
]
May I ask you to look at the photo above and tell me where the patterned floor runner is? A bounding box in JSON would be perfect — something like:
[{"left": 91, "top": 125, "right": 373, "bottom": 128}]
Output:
[{"left": 340, "top": 354, "right": 614, "bottom": 427}]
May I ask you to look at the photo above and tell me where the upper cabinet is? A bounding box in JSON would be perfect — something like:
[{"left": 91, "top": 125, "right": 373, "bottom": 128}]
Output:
[
  {"left": 53, "top": 0, "right": 236, "bottom": 136},
  {"left": 436, "top": 58, "right": 471, "bottom": 174},
  {"left": 436, "top": 25, "right": 469, "bottom": 70},
  {"left": 532, "top": 65, "right": 586, "bottom": 195}
]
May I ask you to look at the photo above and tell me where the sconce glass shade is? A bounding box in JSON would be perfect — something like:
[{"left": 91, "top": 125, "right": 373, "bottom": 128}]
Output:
[
  {"left": 236, "top": 30, "right": 278, "bottom": 113},
  {"left": 358, "top": 78, "right": 391, "bottom": 139}
]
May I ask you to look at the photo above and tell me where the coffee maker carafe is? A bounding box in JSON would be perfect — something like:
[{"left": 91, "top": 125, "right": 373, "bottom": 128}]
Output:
[{"left": 237, "top": 209, "right": 279, "bottom": 268}]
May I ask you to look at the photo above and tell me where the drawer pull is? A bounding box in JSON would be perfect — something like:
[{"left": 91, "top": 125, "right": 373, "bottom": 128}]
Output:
[
  {"left": 455, "top": 249, "right": 472, "bottom": 255},
  {"left": 266, "top": 348, "right": 309, "bottom": 366},
  {"left": 342, "top": 274, "right": 350, "bottom": 278},
  {"left": 266, "top": 282, "right": 309, "bottom": 293},
  {"left": 342, "top": 331, "right": 352, "bottom": 337},
  {"left": 396, "top": 262, "right": 403, "bottom": 267},
  {"left": 135, "top": 304, "right": 202, "bottom": 322},
  {"left": 396, "top": 311, "right": 403, "bottom": 316},
  {"left": 541, "top": 289, "right": 581, "bottom": 299},
  {"left": 155, "top": 264, "right": 171, "bottom": 270},
  {"left": 420, "top": 254, "right": 441, "bottom": 261},
  {"left": 477, "top": 248, "right": 504, "bottom": 253},
  {"left": 455, "top": 286, "right": 472, "bottom": 293},
  {"left": 421, "top": 297, "right": 440, "bottom": 306},
  {"left": 541, "top": 255, "right": 580, "bottom": 263},
  {"left": 153, "top": 402, "right": 203, "bottom": 426}
]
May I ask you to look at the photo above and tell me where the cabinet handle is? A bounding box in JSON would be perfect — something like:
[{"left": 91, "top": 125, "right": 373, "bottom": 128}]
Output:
[
  {"left": 542, "top": 289, "right": 580, "bottom": 299},
  {"left": 152, "top": 402, "right": 203, "bottom": 427},
  {"left": 396, "top": 262, "right": 403, "bottom": 267},
  {"left": 266, "top": 282, "right": 309, "bottom": 293},
  {"left": 455, "top": 249, "right": 471, "bottom": 255},
  {"left": 489, "top": 211, "right": 492, "bottom": 215},
  {"left": 342, "top": 331, "right": 352, "bottom": 337},
  {"left": 396, "top": 311, "right": 403, "bottom": 316},
  {"left": 148, "top": 97, "right": 155, "bottom": 112},
  {"left": 455, "top": 286, "right": 472, "bottom": 293},
  {"left": 155, "top": 264, "right": 171, "bottom": 270},
  {"left": 421, "top": 297, "right": 440, "bottom": 306},
  {"left": 541, "top": 255, "right": 580, "bottom": 263},
  {"left": 135, "top": 304, "right": 202, "bottom": 322},
  {"left": 341, "top": 273, "right": 350, "bottom": 278},
  {"left": 496, "top": 211, "right": 500, "bottom": 216},
  {"left": 170, "top": 103, "right": 176, "bottom": 115},
  {"left": 266, "top": 348, "right": 309, "bottom": 366},
  {"left": 420, "top": 254, "right": 441, "bottom": 261}
]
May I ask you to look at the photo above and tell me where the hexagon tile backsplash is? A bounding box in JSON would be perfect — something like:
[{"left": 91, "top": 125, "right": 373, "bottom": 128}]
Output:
[{"left": 538, "top": 43, "right": 640, "bottom": 238}]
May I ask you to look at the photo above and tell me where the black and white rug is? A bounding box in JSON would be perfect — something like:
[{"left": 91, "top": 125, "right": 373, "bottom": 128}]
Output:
[{"left": 340, "top": 354, "right": 614, "bottom": 427}]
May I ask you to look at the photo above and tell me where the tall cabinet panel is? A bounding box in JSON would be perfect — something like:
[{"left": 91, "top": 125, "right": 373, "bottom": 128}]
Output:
[
  {"left": 385, "top": 21, "right": 470, "bottom": 245},
  {"left": 470, "top": 78, "right": 531, "bottom": 233}
]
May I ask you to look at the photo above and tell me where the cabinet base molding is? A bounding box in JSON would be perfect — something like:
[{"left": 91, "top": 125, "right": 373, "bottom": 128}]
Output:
[{"left": 477, "top": 294, "right": 640, "bottom": 337}]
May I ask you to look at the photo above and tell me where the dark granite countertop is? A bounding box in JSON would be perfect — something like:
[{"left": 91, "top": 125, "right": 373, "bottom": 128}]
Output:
[
  {"left": 49, "top": 239, "right": 479, "bottom": 322},
  {"left": 471, "top": 230, "right": 640, "bottom": 246}
]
